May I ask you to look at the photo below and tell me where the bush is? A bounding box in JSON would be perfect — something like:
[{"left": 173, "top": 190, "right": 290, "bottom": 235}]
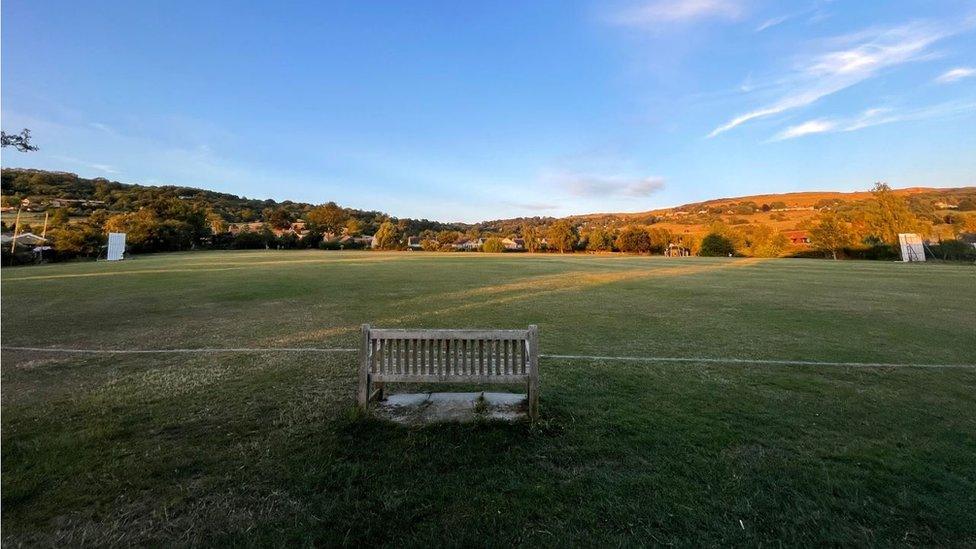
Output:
[
  {"left": 699, "top": 233, "right": 735, "bottom": 256},
  {"left": 233, "top": 231, "right": 270, "bottom": 249},
  {"left": 319, "top": 239, "right": 343, "bottom": 250},
  {"left": 482, "top": 237, "right": 506, "bottom": 253},
  {"left": 615, "top": 226, "right": 652, "bottom": 253},
  {"left": 929, "top": 239, "right": 976, "bottom": 261}
]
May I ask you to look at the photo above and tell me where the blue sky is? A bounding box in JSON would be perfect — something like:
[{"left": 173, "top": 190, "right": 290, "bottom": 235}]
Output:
[{"left": 2, "top": 0, "right": 975, "bottom": 222}]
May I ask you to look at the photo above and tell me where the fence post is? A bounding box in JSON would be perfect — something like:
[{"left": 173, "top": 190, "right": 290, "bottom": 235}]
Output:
[
  {"left": 357, "top": 324, "right": 371, "bottom": 411},
  {"left": 527, "top": 324, "right": 539, "bottom": 421}
]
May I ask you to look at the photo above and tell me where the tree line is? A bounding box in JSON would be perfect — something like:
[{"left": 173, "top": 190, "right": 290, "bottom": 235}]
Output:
[{"left": 2, "top": 169, "right": 975, "bottom": 263}]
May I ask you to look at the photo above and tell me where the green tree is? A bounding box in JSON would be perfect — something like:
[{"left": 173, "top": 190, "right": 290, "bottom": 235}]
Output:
[
  {"left": 647, "top": 227, "right": 672, "bottom": 253},
  {"left": 521, "top": 225, "right": 540, "bottom": 253},
  {"left": 585, "top": 227, "right": 615, "bottom": 251},
  {"left": 615, "top": 225, "right": 652, "bottom": 253},
  {"left": 699, "top": 233, "right": 735, "bottom": 256},
  {"left": 546, "top": 221, "right": 577, "bottom": 253},
  {"left": 265, "top": 207, "right": 293, "bottom": 229},
  {"left": 50, "top": 208, "right": 71, "bottom": 227},
  {"left": 866, "top": 182, "right": 920, "bottom": 245},
  {"left": 809, "top": 213, "right": 853, "bottom": 260},
  {"left": 482, "top": 237, "right": 506, "bottom": 253},
  {"left": 104, "top": 210, "right": 159, "bottom": 250},
  {"left": 956, "top": 197, "right": 976, "bottom": 211},
  {"left": 373, "top": 221, "right": 400, "bottom": 250},
  {"left": 306, "top": 202, "right": 348, "bottom": 233},
  {"left": 344, "top": 218, "right": 364, "bottom": 236}
]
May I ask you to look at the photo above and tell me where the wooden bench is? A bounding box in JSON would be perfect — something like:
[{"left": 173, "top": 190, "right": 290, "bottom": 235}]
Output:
[{"left": 358, "top": 324, "right": 539, "bottom": 420}]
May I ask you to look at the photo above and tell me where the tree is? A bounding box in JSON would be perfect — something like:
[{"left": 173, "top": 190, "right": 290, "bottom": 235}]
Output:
[
  {"left": 585, "top": 227, "right": 615, "bottom": 251},
  {"left": 809, "top": 213, "right": 853, "bottom": 260},
  {"left": 546, "top": 220, "right": 577, "bottom": 253},
  {"left": 956, "top": 198, "right": 976, "bottom": 211},
  {"left": 521, "top": 224, "right": 540, "bottom": 253},
  {"left": 104, "top": 210, "right": 159, "bottom": 250},
  {"left": 1, "top": 129, "right": 38, "bottom": 152},
  {"left": 306, "top": 202, "right": 348, "bottom": 233},
  {"left": 647, "top": 227, "right": 672, "bottom": 253},
  {"left": 344, "top": 218, "right": 364, "bottom": 236},
  {"left": 264, "top": 207, "right": 293, "bottom": 229},
  {"left": 866, "top": 182, "right": 920, "bottom": 245},
  {"left": 373, "top": 221, "right": 400, "bottom": 250},
  {"left": 207, "top": 211, "right": 227, "bottom": 234},
  {"left": 699, "top": 233, "right": 735, "bottom": 256},
  {"left": 615, "top": 225, "right": 652, "bottom": 253},
  {"left": 48, "top": 223, "right": 103, "bottom": 257},
  {"left": 50, "top": 208, "right": 71, "bottom": 227},
  {"left": 482, "top": 237, "right": 506, "bottom": 253}
]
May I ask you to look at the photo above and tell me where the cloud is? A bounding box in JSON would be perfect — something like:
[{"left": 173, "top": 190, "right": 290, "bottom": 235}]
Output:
[
  {"left": 552, "top": 172, "right": 666, "bottom": 197},
  {"left": 51, "top": 155, "right": 120, "bottom": 174},
  {"left": 773, "top": 119, "right": 836, "bottom": 140},
  {"left": 608, "top": 0, "right": 743, "bottom": 27},
  {"left": 936, "top": 66, "right": 976, "bottom": 83},
  {"left": 772, "top": 101, "right": 976, "bottom": 140},
  {"left": 755, "top": 14, "right": 792, "bottom": 32},
  {"left": 709, "top": 20, "right": 963, "bottom": 137},
  {"left": 502, "top": 200, "right": 560, "bottom": 211}
]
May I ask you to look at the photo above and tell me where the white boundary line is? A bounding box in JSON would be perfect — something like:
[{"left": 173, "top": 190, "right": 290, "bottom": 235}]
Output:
[
  {"left": 2, "top": 346, "right": 974, "bottom": 369},
  {"left": 541, "top": 353, "right": 976, "bottom": 370},
  {"left": 1, "top": 346, "right": 357, "bottom": 354}
]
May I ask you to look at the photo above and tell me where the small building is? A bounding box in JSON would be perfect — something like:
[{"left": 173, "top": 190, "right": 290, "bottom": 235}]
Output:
[
  {"left": 0, "top": 232, "right": 48, "bottom": 248},
  {"left": 783, "top": 230, "right": 811, "bottom": 246},
  {"left": 407, "top": 236, "right": 422, "bottom": 250},
  {"left": 665, "top": 243, "right": 690, "bottom": 257},
  {"left": 501, "top": 237, "right": 524, "bottom": 251}
]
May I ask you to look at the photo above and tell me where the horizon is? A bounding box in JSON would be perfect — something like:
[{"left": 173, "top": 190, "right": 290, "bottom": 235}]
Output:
[{"left": 3, "top": 1, "right": 976, "bottom": 222}]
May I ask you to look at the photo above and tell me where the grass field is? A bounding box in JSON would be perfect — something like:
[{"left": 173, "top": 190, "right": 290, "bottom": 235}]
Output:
[{"left": 2, "top": 250, "right": 975, "bottom": 545}]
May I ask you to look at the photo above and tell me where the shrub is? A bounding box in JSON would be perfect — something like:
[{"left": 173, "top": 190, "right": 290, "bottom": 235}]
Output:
[
  {"left": 482, "top": 237, "right": 506, "bottom": 253},
  {"left": 929, "top": 239, "right": 976, "bottom": 261},
  {"left": 615, "top": 226, "right": 652, "bottom": 253},
  {"left": 699, "top": 233, "right": 735, "bottom": 256}
]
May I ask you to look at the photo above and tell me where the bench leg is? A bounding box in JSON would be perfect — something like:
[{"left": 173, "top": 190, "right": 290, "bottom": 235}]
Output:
[
  {"left": 357, "top": 324, "right": 371, "bottom": 412},
  {"left": 527, "top": 378, "right": 539, "bottom": 421}
]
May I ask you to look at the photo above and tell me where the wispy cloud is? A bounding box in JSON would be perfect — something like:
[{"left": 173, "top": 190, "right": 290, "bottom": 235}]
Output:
[
  {"left": 936, "top": 66, "right": 976, "bottom": 83},
  {"left": 772, "top": 101, "right": 976, "bottom": 140},
  {"left": 52, "top": 155, "right": 120, "bottom": 174},
  {"left": 709, "top": 19, "right": 964, "bottom": 137},
  {"left": 608, "top": 0, "right": 744, "bottom": 27},
  {"left": 755, "top": 14, "right": 792, "bottom": 32},
  {"left": 773, "top": 119, "right": 836, "bottom": 140},
  {"left": 551, "top": 172, "right": 666, "bottom": 197},
  {"left": 502, "top": 200, "right": 560, "bottom": 211}
]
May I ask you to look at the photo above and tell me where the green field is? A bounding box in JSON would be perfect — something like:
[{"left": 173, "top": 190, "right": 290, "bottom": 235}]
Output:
[{"left": 2, "top": 251, "right": 975, "bottom": 545}]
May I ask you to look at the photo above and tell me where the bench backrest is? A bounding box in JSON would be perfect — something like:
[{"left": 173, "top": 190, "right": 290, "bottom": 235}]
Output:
[{"left": 360, "top": 325, "right": 538, "bottom": 383}]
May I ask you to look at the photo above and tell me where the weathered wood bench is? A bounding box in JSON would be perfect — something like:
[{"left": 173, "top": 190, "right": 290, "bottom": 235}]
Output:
[{"left": 358, "top": 324, "right": 539, "bottom": 420}]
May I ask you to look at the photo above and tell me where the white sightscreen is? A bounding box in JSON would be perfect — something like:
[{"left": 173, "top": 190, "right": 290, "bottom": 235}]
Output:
[
  {"left": 898, "top": 233, "right": 925, "bottom": 262},
  {"left": 107, "top": 232, "right": 126, "bottom": 261}
]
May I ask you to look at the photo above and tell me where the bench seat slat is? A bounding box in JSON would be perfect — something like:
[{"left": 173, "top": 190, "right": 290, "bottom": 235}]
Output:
[
  {"left": 370, "top": 329, "right": 529, "bottom": 340},
  {"left": 372, "top": 374, "right": 530, "bottom": 384}
]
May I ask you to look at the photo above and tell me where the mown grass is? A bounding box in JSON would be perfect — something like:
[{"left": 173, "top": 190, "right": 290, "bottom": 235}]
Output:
[{"left": 2, "top": 251, "right": 975, "bottom": 545}]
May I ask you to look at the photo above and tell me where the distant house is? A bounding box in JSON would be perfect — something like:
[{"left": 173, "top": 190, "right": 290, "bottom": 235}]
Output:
[
  {"left": 0, "top": 232, "right": 48, "bottom": 248},
  {"left": 501, "top": 237, "right": 524, "bottom": 251},
  {"left": 407, "top": 236, "right": 422, "bottom": 250},
  {"left": 48, "top": 198, "right": 106, "bottom": 208},
  {"left": 783, "top": 230, "right": 811, "bottom": 245},
  {"left": 454, "top": 238, "right": 484, "bottom": 251},
  {"left": 227, "top": 222, "right": 267, "bottom": 236}
]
